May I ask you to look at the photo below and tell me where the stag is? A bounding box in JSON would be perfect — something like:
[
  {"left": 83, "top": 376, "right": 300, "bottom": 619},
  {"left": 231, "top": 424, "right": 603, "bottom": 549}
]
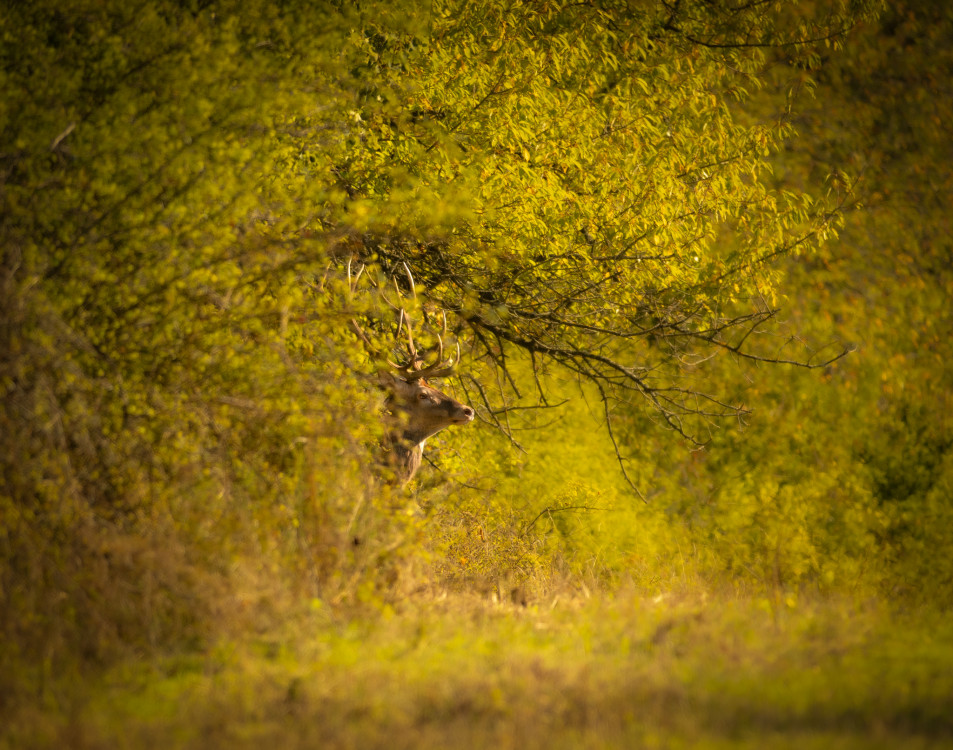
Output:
[
  {"left": 378, "top": 311, "right": 474, "bottom": 485},
  {"left": 347, "top": 260, "right": 474, "bottom": 485}
]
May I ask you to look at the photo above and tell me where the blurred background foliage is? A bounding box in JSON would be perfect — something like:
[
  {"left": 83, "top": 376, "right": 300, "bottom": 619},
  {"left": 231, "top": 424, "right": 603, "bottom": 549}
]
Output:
[{"left": 2, "top": 0, "right": 951, "bottom": 706}]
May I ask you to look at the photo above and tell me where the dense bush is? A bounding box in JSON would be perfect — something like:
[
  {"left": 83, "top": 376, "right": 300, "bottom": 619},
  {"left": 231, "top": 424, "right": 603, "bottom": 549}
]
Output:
[{"left": 4, "top": 1, "right": 952, "bottom": 703}]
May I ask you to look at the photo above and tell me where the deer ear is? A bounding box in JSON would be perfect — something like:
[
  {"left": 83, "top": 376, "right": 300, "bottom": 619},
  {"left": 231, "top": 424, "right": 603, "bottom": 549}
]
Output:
[{"left": 379, "top": 371, "right": 413, "bottom": 396}]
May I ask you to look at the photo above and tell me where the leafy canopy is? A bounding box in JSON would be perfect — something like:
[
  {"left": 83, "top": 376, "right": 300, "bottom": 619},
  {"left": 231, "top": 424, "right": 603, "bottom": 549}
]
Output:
[
  {"left": 0, "top": 0, "right": 883, "bottom": 671},
  {"left": 334, "top": 0, "right": 872, "bottom": 478}
]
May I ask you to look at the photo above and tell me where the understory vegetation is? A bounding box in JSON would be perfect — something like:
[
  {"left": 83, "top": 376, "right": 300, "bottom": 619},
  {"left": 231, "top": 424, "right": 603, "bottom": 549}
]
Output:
[{"left": 3, "top": 0, "right": 952, "bottom": 746}]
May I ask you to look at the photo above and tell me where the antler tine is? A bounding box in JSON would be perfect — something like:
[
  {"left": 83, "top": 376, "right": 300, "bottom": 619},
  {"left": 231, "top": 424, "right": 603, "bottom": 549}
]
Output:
[
  {"left": 402, "top": 261, "right": 417, "bottom": 300},
  {"left": 425, "top": 340, "right": 461, "bottom": 380},
  {"left": 406, "top": 337, "right": 460, "bottom": 381},
  {"left": 401, "top": 309, "right": 418, "bottom": 362},
  {"left": 387, "top": 309, "right": 422, "bottom": 374},
  {"left": 432, "top": 330, "right": 445, "bottom": 367},
  {"left": 378, "top": 266, "right": 409, "bottom": 313},
  {"left": 349, "top": 317, "right": 373, "bottom": 349},
  {"left": 346, "top": 259, "right": 365, "bottom": 294}
]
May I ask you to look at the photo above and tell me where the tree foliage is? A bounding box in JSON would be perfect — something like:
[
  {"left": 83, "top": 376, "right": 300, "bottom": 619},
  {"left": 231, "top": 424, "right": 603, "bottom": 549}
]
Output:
[
  {"left": 0, "top": 0, "right": 389, "bottom": 666},
  {"left": 337, "top": 0, "right": 868, "bottom": 463},
  {"left": 591, "top": 0, "right": 953, "bottom": 600},
  {"left": 20, "top": 0, "right": 953, "bottom": 696}
]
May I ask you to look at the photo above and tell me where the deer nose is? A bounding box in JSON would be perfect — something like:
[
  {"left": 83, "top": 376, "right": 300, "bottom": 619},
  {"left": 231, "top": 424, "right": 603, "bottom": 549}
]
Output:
[{"left": 462, "top": 406, "right": 474, "bottom": 419}]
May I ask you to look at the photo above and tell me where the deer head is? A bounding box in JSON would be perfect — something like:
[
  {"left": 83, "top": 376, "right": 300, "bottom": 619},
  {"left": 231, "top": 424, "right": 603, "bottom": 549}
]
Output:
[
  {"left": 379, "top": 311, "right": 474, "bottom": 485},
  {"left": 347, "top": 262, "right": 474, "bottom": 485}
]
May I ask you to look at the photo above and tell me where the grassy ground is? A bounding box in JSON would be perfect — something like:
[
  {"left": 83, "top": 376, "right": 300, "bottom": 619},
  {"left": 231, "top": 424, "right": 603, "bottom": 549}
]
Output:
[{"left": 8, "top": 589, "right": 953, "bottom": 750}]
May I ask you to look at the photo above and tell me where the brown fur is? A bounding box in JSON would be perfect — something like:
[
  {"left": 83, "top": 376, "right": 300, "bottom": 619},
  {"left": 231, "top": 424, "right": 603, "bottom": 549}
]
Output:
[{"left": 380, "top": 374, "right": 474, "bottom": 485}]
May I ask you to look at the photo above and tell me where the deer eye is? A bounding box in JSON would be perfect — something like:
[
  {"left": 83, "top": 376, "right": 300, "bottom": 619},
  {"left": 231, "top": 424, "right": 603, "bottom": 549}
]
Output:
[{"left": 418, "top": 393, "right": 430, "bottom": 400}]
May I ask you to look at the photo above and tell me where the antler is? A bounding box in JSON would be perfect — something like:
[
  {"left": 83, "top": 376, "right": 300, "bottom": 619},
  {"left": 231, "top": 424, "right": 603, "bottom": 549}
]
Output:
[
  {"left": 388, "top": 311, "right": 460, "bottom": 382},
  {"left": 346, "top": 259, "right": 460, "bottom": 381}
]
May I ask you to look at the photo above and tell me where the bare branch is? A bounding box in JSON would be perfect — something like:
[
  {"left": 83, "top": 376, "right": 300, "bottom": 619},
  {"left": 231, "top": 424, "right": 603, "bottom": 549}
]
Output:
[
  {"left": 596, "top": 383, "right": 647, "bottom": 503},
  {"left": 522, "top": 503, "right": 614, "bottom": 536}
]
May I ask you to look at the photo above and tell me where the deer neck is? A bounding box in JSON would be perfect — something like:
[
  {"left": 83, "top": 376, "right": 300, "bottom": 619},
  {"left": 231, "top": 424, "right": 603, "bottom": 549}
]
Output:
[
  {"left": 389, "top": 436, "right": 423, "bottom": 486},
  {"left": 400, "top": 427, "right": 432, "bottom": 448},
  {"left": 387, "top": 429, "right": 426, "bottom": 459}
]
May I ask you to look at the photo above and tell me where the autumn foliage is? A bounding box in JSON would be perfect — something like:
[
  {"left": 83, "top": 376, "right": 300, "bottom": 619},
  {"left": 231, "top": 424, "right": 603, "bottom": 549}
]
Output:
[{"left": 3, "top": 0, "right": 952, "bottom": 711}]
